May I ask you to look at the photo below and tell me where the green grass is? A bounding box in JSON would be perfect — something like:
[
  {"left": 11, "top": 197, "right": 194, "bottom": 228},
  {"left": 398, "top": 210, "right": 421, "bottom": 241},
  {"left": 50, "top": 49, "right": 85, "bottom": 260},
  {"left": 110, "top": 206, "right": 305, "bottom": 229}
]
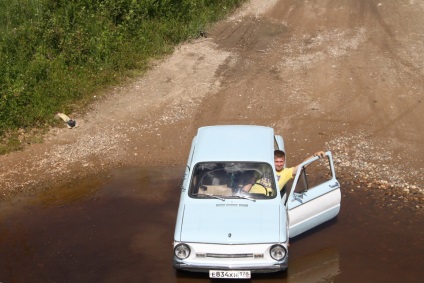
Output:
[{"left": 0, "top": 0, "right": 247, "bottom": 153}]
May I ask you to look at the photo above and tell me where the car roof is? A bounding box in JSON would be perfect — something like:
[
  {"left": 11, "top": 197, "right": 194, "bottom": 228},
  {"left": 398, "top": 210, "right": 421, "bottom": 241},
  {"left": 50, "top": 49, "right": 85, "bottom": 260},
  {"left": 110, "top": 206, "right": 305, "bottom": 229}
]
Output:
[{"left": 191, "top": 125, "right": 275, "bottom": 164}]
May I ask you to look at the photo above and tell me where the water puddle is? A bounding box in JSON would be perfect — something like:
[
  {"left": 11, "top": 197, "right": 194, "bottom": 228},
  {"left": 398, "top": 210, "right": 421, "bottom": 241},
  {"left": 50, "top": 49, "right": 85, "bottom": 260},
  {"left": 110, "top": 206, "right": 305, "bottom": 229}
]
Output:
[{"left": 0, "top": 166, "right": 423, "bottom": 282}]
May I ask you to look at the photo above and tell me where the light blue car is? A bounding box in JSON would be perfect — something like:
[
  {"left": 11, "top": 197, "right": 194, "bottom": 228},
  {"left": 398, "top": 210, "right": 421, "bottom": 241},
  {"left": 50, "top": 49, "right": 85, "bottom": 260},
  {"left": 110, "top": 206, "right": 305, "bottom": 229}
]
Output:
[{"left": 173, "top": 125, "right": 341, "bottom": 279}]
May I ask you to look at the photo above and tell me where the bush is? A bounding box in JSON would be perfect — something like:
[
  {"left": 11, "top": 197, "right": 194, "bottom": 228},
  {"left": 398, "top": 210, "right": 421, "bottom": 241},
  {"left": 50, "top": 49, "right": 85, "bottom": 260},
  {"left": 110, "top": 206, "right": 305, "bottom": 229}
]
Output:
[{"left": 0, "top": 0, "right": 246, "bottom": 140}]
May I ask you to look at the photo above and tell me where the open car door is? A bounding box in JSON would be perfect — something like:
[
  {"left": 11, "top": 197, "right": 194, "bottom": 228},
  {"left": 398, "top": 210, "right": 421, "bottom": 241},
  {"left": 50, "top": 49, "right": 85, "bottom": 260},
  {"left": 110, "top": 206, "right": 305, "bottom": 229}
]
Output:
[{"left": 286, "top": 151, "right": 341, "bottom": 238}]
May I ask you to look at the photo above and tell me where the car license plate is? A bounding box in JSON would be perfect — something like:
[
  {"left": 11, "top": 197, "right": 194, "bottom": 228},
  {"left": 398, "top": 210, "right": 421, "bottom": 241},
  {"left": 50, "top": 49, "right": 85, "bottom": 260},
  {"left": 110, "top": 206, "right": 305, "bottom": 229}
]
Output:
[{"left": 209, "top": 270, "right": 251, "bottom": 279}]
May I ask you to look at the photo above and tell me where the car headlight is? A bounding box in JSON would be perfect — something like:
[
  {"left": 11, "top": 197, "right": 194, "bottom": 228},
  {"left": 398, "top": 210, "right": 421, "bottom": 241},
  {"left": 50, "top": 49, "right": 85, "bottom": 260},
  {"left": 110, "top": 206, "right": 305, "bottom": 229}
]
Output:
[
  {"left": 270, "top": 245, "right": 287, "bottom": 261},
  {"left": 174, "top": 244, "right": 191, "bottom": 260}
]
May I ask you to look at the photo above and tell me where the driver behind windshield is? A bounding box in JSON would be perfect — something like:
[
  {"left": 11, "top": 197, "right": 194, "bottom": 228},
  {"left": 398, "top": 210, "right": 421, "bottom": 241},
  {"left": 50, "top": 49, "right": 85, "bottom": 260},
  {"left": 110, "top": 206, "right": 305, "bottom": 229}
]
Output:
[{"left": 240, "top": 169, "right": 274, "bottom": 196}]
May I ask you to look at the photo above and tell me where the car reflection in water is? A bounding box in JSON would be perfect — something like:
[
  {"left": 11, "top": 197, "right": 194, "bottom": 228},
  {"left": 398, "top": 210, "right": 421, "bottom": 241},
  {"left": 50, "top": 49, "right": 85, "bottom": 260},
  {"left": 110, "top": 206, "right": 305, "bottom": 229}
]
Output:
[
  {"left": 287, "top": 247, "right": 339, "bottom": 283},
  {"left": 174, "top": 246, "right": 340, "bottom": 282}
]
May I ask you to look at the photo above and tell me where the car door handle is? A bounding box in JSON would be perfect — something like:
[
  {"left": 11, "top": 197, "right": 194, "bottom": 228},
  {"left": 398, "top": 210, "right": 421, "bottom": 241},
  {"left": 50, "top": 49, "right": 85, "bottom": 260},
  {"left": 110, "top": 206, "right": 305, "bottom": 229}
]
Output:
[
  {"left": 292, "top": 192, "right": 305, "bottom": 203},
  {"left": 292, "top": 196, "right": 303, "bottom": 203}
]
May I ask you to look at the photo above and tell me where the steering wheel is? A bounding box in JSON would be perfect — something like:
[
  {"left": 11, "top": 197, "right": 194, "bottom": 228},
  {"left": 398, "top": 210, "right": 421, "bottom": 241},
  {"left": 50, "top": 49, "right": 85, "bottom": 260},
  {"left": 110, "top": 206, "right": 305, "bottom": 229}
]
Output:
[{"left": 251, "top": 182, "right": 268, "bottom": 195}]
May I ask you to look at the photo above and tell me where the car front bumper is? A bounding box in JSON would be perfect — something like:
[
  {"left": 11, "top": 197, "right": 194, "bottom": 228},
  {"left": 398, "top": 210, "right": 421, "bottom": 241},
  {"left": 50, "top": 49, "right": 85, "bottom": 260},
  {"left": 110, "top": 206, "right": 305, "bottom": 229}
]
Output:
[{"left": 173, "top": 242, "right": 288, "bottom": 274}]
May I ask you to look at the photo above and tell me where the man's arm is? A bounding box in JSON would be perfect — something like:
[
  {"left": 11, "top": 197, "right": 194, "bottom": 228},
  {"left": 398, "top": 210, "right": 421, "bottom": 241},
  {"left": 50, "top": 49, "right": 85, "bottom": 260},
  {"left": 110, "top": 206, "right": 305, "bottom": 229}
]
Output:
[{"left": 291, "top": 151, "right": 326, "bottom": 176}]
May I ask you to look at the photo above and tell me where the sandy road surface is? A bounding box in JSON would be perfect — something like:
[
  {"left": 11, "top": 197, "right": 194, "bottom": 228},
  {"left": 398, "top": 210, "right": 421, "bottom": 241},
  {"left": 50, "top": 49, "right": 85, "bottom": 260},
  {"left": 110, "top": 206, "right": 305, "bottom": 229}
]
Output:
[{"left": 1, "top": 0, "right": 423, "bottom": 207}]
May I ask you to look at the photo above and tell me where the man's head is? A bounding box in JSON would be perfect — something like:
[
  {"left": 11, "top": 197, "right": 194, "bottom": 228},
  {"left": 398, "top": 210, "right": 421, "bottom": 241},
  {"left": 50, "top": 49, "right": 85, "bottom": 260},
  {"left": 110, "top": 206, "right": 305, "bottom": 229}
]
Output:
[{"left": 274, "top": 150, "right": 285, "bottom": 172}]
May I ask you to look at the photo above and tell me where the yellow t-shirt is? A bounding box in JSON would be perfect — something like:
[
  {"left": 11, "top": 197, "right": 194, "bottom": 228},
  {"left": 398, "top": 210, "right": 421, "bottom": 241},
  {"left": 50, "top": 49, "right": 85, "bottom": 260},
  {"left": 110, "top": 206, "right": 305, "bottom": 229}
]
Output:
[
  {"left": 249, "top": 184, "right": 273, "bottom": 195},
  {"left": 276, "top": 167, "right": 294, "bottom": 191},
  {"left": 248, "top": 168, "right": 293, "bottom": 195}
]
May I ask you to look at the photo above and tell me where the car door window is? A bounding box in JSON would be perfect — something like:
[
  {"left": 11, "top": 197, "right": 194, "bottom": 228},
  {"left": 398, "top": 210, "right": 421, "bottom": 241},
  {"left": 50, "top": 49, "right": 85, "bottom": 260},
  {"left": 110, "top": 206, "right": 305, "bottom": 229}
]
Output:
[{"left": 292, "top": 156, "right": 334, "bottom": 195}]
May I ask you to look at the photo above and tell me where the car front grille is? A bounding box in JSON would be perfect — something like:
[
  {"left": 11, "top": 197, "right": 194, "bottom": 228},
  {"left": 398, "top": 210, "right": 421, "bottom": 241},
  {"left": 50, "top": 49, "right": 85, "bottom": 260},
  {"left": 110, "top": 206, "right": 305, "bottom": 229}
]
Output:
[{"left": 197, "top": 253, "right": 254, "bottom": 258}]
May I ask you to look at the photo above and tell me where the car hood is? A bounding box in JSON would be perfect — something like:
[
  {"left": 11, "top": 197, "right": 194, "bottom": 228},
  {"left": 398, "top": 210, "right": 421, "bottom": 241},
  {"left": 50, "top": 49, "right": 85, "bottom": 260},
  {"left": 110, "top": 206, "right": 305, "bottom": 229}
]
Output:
[{"left": 179, "top": 201, "right": 282, "bottom": 244}]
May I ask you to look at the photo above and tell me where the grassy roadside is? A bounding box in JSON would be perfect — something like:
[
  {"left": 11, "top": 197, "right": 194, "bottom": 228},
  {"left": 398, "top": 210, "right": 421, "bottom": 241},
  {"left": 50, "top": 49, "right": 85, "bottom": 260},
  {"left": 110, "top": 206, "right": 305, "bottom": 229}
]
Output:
[{"left": 0, "top": 0, "right": 247, "bottom": 154}]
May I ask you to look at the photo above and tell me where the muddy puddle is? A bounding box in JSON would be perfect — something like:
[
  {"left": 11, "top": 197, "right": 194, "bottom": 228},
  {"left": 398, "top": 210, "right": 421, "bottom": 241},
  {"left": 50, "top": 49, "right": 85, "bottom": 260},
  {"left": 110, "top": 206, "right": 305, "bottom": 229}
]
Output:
[{"left": 1, "top": 167, "right": 423, "bottom": 283}]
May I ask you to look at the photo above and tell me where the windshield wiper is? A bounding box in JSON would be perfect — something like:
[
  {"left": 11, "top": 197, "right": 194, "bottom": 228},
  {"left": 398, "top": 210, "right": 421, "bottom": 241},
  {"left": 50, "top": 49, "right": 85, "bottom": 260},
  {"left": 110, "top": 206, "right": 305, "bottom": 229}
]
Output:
[
  {"left": 232, "top": 195, "right": 256, "bottom": 202},
  {"left": 193, "top": 193, "right": 226, "bottom": 201}
]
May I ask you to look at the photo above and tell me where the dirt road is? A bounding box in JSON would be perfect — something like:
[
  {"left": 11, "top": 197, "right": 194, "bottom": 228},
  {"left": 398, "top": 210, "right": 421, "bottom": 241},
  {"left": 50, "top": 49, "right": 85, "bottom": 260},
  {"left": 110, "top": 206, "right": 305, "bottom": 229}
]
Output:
[{"left": 1, "top": 0, "right": 423, "bottom": 206}]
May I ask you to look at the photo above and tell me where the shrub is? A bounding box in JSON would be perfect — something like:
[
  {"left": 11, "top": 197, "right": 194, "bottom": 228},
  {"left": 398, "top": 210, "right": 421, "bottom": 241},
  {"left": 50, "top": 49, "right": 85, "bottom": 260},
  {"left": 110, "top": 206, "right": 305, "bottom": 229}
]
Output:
[{"left": 0, "top": 0, "right": 246, "bottom": 141}]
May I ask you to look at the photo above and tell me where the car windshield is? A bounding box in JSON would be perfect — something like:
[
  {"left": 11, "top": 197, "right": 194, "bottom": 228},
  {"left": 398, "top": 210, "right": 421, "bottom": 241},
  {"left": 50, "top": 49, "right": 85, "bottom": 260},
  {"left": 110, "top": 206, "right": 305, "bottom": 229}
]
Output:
[{"left": 189, "top": 162, "right": 277, "bottom": 200}]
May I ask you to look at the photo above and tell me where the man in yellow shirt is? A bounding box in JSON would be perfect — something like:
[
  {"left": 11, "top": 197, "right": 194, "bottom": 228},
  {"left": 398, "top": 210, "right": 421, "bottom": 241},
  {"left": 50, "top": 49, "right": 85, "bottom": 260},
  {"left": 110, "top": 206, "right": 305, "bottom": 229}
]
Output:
[
  {"left": 242, "top": 150, "right": 326, "bottom": 194},
  {"left": 274, "top": 149, "right": 326, "bottom": 191}
]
